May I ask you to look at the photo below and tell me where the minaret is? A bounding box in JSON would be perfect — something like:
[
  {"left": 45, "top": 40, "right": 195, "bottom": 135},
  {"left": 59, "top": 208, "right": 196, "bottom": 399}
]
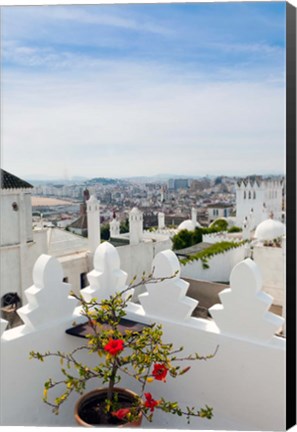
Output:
[
  {"left": 87, "top": 195, "right": 100, "bottom": 253},
  {"left": 158, "top": 212, "right": 165, "bottom": 230},
  {"left": 129, "top": 207, "right": 143, "bottom": 245},
  {"left": 191, "top": 207, "right": 197, "bottom": 226},
  {"left": 110, "top": 212, "right": 120, "bottom": 237}
]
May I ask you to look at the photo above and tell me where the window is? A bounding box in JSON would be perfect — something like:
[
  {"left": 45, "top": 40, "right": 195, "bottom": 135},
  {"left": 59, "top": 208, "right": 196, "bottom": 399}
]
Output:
[
  {"left": 80, "top": 273, "right": 88, "bottom": 289},
  {"left": 253, "top": 191, "right": 256, "bottom": 199},
  {"left": 244, "top": 191, "right": 246, "bottom": 199},
  {"left": 63, "top": 277, "right": 69, "bottom": 283},
  {"left": 248, "top": 191, "right": 251, "bottom": 199}
]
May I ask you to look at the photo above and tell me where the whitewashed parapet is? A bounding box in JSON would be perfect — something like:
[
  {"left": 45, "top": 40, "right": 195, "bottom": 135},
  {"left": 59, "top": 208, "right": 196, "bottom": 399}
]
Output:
[
  {"left": 138, "top": 250, "right": 198, "bottom": 321},
  {"left": 17, "top": 254, "right": 76, "bottom": 330},
  {"left": 209, "top": 258, "right": 284, "bottom": 342},
  {"left": 1, "top": 319, "right": 8, "bottom": 337},
  {"left": 202, "top": 232, "right": 242, "bottom": 244},
  {"left": 82, "top": 242, "right": 128, "bottom": 302}
]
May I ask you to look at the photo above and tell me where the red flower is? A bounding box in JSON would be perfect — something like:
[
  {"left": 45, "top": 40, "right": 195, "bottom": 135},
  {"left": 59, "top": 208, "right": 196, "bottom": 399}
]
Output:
[
  {"left": 144, "top": 393, "right": 159, "bottom": 412},
  {"left": 111, "top": 408, "right": 130, "bottom": 420},
  {"left": 104, "top": 339, "right": 124, "bottom": 355},
  {"left": 152, "top": 363, "right": 168, "bottom": 382}
]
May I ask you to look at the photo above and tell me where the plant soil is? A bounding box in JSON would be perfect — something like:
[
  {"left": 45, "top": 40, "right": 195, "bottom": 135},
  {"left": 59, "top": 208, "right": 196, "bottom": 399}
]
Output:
[{"left": 78, "top": 391, "right": 137, "bottom": 426}]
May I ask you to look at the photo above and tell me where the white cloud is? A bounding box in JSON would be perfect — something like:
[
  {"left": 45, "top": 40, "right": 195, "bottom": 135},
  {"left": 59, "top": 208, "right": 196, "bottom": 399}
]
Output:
[{"left": 2, "top": 59, "right": 285, "bottom": 178}]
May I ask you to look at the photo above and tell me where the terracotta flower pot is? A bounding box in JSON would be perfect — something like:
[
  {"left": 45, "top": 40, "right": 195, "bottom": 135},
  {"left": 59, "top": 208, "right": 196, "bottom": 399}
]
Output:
[{"left": 74, "top": 387, "right": 143, "bottom": 427}]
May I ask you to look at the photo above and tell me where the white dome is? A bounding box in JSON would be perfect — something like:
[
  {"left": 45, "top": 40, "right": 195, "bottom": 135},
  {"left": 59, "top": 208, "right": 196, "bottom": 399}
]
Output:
[
  {"left": 177, "top": 219, "right": 201, "bottom": 232},
  {"left": 254, "top": 219, "right": 285, "bottom": 241}
]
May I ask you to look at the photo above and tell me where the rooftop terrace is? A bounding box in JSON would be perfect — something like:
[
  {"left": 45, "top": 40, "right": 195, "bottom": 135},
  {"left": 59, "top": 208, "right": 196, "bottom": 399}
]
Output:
[{"left": 1, "top": 243, "right": 285, "bottom": 430}]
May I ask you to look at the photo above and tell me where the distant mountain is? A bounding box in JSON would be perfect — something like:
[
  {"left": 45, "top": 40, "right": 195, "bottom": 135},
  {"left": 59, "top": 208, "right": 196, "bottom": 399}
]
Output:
[
  {"left": 26, "top": 177, "right": 89, "bottom": 186},
  {"left": 122, "top": 174, "right": 213, "bottom": 183}
]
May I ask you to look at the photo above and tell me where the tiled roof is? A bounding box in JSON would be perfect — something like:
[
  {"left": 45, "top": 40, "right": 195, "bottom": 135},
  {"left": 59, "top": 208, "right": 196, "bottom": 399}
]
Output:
[
  {"left": 68, "top": 214, "right": 88, "bottom": 229},
  {"left": 1, "top": 169, "right": 33, "bottom": 190},
  {"left": 207, "top": 203, "right": 233, "bottom": 209}
]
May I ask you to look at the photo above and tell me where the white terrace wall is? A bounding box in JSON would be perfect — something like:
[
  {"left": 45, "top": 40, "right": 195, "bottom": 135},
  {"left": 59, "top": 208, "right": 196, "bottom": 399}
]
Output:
[
  {"left": 180, "top": 245, "right": 245, "bottom": 283},
  {"left": 202, "top": 232, "right": 242, "bottom": 244},
  {"left": 253, "top": 245, "right": 284, "bottom": 306},
  {"left": 0, "top": 228, "right": 48, "bottom": 300},
  {"left": 0, "top": 243, "right": 285, "bottom": 430},
  {"left": 116, "top": 235, "right": 172, "bottom": 287}
]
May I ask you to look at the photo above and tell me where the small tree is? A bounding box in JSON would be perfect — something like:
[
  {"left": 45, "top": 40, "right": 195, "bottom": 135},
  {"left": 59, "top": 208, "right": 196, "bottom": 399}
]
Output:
[{"left": 30, "top": 273, "right": 217, "bottom": 426}]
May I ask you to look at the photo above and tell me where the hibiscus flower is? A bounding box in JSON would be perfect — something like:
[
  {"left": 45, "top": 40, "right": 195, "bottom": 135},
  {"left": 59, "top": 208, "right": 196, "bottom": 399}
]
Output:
[
  {"left": 111, "top": 408, "right": 130, "bottom": 420},
  {"left": 104, "top": 339, "right": 124, "bottom": 355},
  {"left": 152, "top": 363, "right": 168, "bottom": 381},
  {"left": 144, "top": 393, "right": 159, "bottom": 412}
]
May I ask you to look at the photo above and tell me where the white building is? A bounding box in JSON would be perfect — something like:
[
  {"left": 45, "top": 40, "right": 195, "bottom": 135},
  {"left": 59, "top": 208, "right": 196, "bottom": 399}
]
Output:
[
  {"left": 109, "top": 207, "right": 172, "bottom": 287},
  {"left": 207, "top": 204, "right": 233, "bottom": 224},
  {"left": 252, "top": 218, "right": 286, "bottom": 311},
  {"left": 0, "top": 170, "right": 48, "bottom": 304},
  {"left": 1, "top": 179, "right": 171, "bottom": 313},
  {"left": 235, "top": 178, "right": 283, "bottom": 229}
]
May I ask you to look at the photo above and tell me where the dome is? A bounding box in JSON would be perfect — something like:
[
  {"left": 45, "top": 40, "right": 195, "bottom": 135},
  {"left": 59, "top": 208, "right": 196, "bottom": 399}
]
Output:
[
  {"left": 177, "top": 219, "right": 201, "bottom": 232},
  {"left": 254, "top": 219, "right": 285, "bottom": 241}
]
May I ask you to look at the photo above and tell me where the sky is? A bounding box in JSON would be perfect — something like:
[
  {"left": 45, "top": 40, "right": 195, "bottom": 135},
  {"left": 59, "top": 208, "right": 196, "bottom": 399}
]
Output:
[{"left": 1, "top": 1, "right": 286, "bottom": 180}]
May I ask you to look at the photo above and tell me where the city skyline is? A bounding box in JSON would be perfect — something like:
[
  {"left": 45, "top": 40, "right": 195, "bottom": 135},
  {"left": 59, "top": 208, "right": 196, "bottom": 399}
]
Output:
[{"left": 2, "top": 2, "right": 286, "bottom": 179}]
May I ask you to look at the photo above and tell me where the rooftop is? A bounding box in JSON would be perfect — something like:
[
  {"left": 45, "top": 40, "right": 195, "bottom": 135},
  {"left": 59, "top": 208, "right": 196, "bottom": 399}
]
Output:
[
  {"left": 47, "top": 227, "right": 88, "bottom": 257},
  {"left": 1, "top": 243, "right": 285, "bottom": 430},
  {"left": 0, "top": 169, "right": 33, "bottom": 190}
]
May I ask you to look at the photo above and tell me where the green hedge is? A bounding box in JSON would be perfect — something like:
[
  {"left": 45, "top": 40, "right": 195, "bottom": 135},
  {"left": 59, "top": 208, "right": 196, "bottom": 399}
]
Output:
[{"left": 172, "top": 224, "right": 242, "bottom": 250}]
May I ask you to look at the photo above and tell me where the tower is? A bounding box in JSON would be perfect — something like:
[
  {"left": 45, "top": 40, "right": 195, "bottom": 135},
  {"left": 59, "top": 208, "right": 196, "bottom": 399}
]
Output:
[
  {"left": 87, "top": 195, "right": 100, "bottom": 254},
  {"left": 158, "top": 212, "right": 165, "bottom": 230},
  {"left": 129, "top": 207, "right": 143, "bottom": 245},
  {"left": 110, "top": 213, "right": 120, "bottom": 237},
  {"left": 235, "top": 178, "right": 283, "bottom": 228},
  {"left": 191, "top": 208, "right": 197, "bottom": 226}
]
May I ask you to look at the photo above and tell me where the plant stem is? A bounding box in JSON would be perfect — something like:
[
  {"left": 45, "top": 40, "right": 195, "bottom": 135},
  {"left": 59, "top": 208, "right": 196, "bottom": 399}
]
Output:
[{"left": 107, "top": 360, "right": 118, "bottom": 402}]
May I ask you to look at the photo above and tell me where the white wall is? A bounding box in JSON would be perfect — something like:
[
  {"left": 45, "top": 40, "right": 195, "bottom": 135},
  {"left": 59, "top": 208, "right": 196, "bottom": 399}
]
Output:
[
  {"left": 180, "top": 246, "right": 245, "bottom": 283},
  {"left": 0, "top": 246, "right": 21, "bottom": 295},
  {"left": 116, "top": 237, "right": 172, "bottom": 286},
  {"left": 253, "top": 246, "right": 284, "bottom": 306},
  {"left": 202, "top": 232, "right": 242, "bottom": 244},
  {"left": 236, "top": 181, "right": 283, "bottom": 228},
  {"left": 0, "top": 229, "right": 48, "bottom": 300},
  {"left": 0, "top": 191, "right": 21, "bottom": 246},
  {"left": 0, "top": 245, "right": 285, "bottom": 430},
  {"left": 58, "top": 252, "right": 90, "bottom": 295},
  {"left": 208, "top": 207, "right": 232, "bottom": 223}
]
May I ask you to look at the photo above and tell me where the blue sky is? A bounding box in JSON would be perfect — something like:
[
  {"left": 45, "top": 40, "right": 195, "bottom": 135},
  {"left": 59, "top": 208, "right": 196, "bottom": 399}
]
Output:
[{"left": 1, "top": 2, "right": 286, "bottom": 180}]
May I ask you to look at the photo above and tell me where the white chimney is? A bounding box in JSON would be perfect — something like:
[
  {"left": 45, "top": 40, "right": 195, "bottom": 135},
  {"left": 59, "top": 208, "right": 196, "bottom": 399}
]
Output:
[
  {"left": 129, "top": 207, "right": 143, "bottom": 245},
  {"left": 87, "top": 195, "right": 100, "bottom": 253}
]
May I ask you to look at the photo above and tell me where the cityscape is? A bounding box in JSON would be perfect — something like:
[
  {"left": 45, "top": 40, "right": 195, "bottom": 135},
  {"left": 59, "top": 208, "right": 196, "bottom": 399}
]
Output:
[
  {"left": 1, "top": 1, "right": 289, "bottom": 430},
  {"left": 30, "top": 173, "right": 283, "bottom": 234}
]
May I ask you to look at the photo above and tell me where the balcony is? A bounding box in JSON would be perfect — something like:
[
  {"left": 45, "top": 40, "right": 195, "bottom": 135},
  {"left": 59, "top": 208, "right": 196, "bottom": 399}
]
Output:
[{"left": 0, "top": 242, "right": 285, "bottom": 430}]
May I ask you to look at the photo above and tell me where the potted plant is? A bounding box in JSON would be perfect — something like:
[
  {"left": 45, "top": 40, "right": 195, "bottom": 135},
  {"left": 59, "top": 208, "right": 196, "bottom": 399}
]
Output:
[{"left": 30, "top": 272, "right": 217, "bottom": 427}]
